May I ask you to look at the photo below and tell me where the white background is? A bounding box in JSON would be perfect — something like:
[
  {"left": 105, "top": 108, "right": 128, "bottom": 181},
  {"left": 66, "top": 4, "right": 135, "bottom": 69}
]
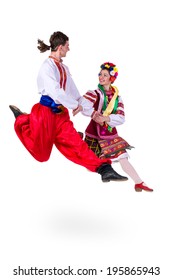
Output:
[{"left": 1, "top": 0, "right": 173, "bottom": 279}]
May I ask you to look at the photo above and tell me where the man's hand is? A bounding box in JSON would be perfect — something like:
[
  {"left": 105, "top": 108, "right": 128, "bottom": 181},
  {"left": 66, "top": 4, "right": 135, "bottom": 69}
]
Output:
[{"left": 72, "top": 105, "right": 83, "bottom": 116}]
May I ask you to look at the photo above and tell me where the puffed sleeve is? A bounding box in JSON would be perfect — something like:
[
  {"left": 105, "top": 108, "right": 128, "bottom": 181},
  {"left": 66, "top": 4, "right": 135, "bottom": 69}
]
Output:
[{"left": 80, "top": 90, "right": 98, "bottom": 117}]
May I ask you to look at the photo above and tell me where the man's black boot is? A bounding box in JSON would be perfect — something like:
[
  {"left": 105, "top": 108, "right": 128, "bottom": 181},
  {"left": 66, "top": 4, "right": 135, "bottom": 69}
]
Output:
[
  {"left": 97, "top": 163, "right": 128, "bottom": 182},
  {"left": 78, "top": 131, "right": 84, "bottom": 139},
  {"left": 9, "top": 105, "right": 24, "bottom": 119}
]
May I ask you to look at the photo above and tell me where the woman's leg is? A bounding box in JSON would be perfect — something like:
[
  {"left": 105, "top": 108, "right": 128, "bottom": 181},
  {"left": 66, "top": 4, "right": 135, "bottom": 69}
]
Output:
[
  {"left": 119, "top": 157, "right": 153, "bottom": 191},
  {"left": 119, "top": 157, "right": 142, "bottom": 184}
]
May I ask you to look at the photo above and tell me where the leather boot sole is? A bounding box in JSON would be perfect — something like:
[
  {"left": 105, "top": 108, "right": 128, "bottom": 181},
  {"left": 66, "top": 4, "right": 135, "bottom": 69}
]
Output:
[{"left": 102, "top": 177, "right": 128, "bottom": 182}]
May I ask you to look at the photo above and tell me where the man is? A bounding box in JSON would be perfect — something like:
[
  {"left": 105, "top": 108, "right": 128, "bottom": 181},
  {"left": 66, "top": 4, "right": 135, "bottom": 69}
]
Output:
[{"left": 9, "top": 31, "right": 128, "bottom": 182}]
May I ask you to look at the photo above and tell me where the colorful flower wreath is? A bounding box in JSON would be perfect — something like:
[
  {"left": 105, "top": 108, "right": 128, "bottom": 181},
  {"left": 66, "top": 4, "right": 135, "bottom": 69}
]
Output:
[{"left": 100, "top": 62, "right": 118, "bottom": 79}]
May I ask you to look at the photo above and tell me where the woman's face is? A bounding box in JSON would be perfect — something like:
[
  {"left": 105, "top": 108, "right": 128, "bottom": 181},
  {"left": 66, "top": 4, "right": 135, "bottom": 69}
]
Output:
[{"left": 98, "top": 69, "right": 111, "bottom": 87}]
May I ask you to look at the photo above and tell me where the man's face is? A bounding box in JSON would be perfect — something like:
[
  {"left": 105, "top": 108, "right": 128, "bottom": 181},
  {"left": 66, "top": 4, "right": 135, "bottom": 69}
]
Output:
[{"left": 59, "top": 41, "right": 70, "bottom": 57}]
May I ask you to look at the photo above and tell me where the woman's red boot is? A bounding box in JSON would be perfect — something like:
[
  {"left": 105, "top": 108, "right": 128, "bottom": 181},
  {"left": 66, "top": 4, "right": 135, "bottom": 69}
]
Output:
[{"left": 135, "top": 182, "right": 153, "bottom": 192}]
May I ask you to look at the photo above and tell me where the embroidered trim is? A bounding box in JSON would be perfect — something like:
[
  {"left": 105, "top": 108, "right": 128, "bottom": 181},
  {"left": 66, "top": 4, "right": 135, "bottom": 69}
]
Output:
[{"left": 49, "top": 56, "right": 67, "bottom": 90}]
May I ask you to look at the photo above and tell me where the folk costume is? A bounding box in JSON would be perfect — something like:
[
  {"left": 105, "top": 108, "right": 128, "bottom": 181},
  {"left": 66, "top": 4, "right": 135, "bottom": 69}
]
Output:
[
  {"left": 12, "top": 57, "right": 112, "bottom": 171},
  {"left": 82, "top": 62, "right": 134, "bottom": 161},
  {"left": 83, "top": 84, "right": 133, "bottom": 161}
]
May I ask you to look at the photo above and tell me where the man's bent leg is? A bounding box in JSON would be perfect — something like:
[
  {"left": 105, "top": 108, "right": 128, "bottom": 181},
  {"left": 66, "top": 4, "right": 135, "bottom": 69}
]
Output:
[
  {"left": 13, "top": 104, "right": 54, "bottom": 162},
  {"left": 54, "top": 112, "right": 128, "bottom": 181}
]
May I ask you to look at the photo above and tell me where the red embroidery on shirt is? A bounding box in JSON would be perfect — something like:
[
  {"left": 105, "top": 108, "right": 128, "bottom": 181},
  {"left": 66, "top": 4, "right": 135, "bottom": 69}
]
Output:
[
  {"left": 118, "top": 102, "right": 124, "bottom": 109},
  {"left": 84, "top": 91, "right": 97, "bottom": 103},
  {"left": 49, "top": 56, "right": 67, "bottom": 90},
  {"left": 116, "top": 110, "right": 125, "bottom": 116}
]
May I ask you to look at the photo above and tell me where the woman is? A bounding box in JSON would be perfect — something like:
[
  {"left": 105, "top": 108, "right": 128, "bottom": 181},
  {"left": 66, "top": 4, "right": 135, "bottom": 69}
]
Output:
[{"left": 76, "top": 62, "right": 153, "bottom": 192}]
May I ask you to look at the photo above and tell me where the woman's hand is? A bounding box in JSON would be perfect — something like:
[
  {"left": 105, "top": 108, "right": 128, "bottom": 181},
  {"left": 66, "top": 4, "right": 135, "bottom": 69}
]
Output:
[
  {"left": 92, "top": 111, "right": 110, "bottom": 125},
  {"left": 92, "top": 111, "right": 103, "bottom": 125}
]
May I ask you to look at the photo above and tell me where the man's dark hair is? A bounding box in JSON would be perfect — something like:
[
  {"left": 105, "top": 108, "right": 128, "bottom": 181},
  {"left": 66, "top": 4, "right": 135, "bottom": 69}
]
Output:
[{"left": 37, "top": 31, "right": 69, "bottom": 53}]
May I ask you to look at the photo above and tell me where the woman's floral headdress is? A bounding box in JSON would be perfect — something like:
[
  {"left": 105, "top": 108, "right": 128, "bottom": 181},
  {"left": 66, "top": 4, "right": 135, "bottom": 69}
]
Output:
[{"left": 100, "top": 62, "right": 118, "bottom": 79}]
